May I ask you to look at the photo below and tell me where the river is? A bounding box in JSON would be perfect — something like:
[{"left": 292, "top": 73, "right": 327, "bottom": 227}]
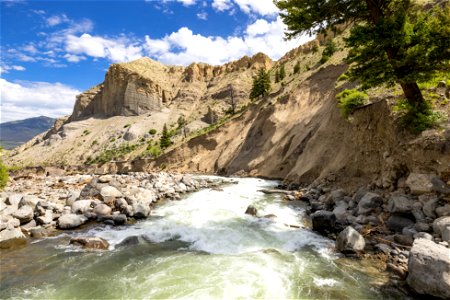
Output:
[{"left": 0, "top": 177, "right": 397, "bottom": 299}]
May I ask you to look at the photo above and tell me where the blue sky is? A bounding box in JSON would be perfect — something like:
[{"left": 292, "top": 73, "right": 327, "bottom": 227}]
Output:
[{"left": 1, "top": 0, "right": 312, "bottom": 123}]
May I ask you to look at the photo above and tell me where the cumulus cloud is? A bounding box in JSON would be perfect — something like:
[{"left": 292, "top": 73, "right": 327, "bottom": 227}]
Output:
[
  {"left": 211, "top": 0, "right": 278, "bottom": 16},
  {"left": 144, "top": 17, "right": 312, "bottom": 65},
  {"left": 197, "top": 12, "right": 208, "bottom": 20},
  {"left": 0, "top": 64, "right": 26, "bottom": 74},
  {"left": 64, "top": 33, "right": 143, "bottom": 62},
  {"left": 0, "top": 79, "right": 80, "bottom": 123}
]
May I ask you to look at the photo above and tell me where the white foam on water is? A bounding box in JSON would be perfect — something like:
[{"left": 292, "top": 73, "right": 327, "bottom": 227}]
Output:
[
  {"left": 313, "top": 277, "right": 340, "bottom": 287},
  {"left": 85, "top": 177, "right": 334, "bottom": 256}
]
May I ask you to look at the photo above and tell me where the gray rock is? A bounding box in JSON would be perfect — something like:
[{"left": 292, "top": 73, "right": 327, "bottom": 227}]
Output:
[
  {"left": 115, "top": 198, "right": 128, "bottom": 209},
  {"left": 71, "top": 200, "right": 92, "bottom": 214},
  {"left": 387, "top": 214, "right": 415, "bottom": 233},
  {"left": 375, "top": 243, "right": 392, "bottom": 254},
  {"left": 333, "top": 203, "right": 349, "bottom": 224},
  {"left": 311, "top": 210, "right": 336, "bottom": 233},
  {"left": 441, "top": 226, "right": 450, "bottom": 242},
  {"left": 436, "top": 204, "right": 450, "bottom": 217},
  {"left": 414, "top": 222, "right": 430, "bottom": 232},
  {"left": 406, "top": 173, "right": 434, "bottom": 195},
  {"left": 123, "top": 130, "right": 137, "bottom": 141},
  {"left": 0, "top": 200, "right": 6, "bottom": 212},
  {"left": 431, "top": 177, "right": 450, "bottom": 195},
  {"left": 116, "top": 235, "right": 141, "bottom": 248},
  {"left": 113, "top": 214, "right": 127, "bottom": 225},
  {"left": 70, "top": 236, "right": 109, "bottom": 250},
  {"left": 100, "top": 186, "right": 122, "bottom": 199},
  {"left": 132, "top": 203, "right": 150, "bottom": 219},
  {"left": 357, "top": 192, "right": 383, "bottom": 215},
  {"left": 12, "top": 205, "right": 34, "bottom": 224},
  {"left": 79, "top": 183, "right": 101, "bottom": 198},
  {"left": 245, "top": 205, "right": 258, "bottom": 216},
  {"left": 423, "top": 197, "right": 438, "bottom": 219},
  {"left": 352, "top": 187, "right": 367, "bottom": 203},
  {"left": 388, "top": 195, "right": 413, "bottom": 213},
  {"left": 433, "top": 216, "right": 450, "bottom": 237},
  {"left": 6, "top": 194, "right": 23, "bottom": 206},
  {"left": 93, "top": 203, "right": 112, "bottom": 216},
  {"left": 0, "top": 228, "right": 27, "bottom": 249},
  {"left": 394, "top": 234, "right": 414, "bottom": 246},
  {"left": 414, "top": 232, "right": 433, "bottom": 240},
  {"left": 18, "top": 195, "right": 40, "bottom": 208},
  {"left": 58, "top": 214, "right": 87, "bottom": 229},
  {"left": 336, "top": 226, "right": 365, "bottom": 253},
  {"left": 36, "top": 210, "right": 53, "bottom": 225},
  {"left": 407, "top": 239, "right": 450, "bottom": 299}
]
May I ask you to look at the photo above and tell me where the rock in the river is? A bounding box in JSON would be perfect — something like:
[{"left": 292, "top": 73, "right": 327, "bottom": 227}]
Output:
[
  {"left": 70, "top": 236, "right": 109, "bottom": 250},
  {"left": 407, "top": 239, "right": 450, "bottom": 299},
  {"left": 132, "top": 203, "right": 150, "bottom": 219},
  {"left": 113, "top": 214, "right": 127, "bottom": 225},
  {"left": 245, "top": 205, "right": 258, "bottom": 216},
  {"left": 12, "top": 205, "right": 34, "bottom": 224},
  {"left": 336, "top": 226, "right": 365, "bottom": 253},
  {"left": 57, "top": 213, "right": 87, "bottom": 229},
  {"left": 311, "top": 210, "right": 336, "bottom": 233},
  {"left": 93, "top": 203, "right": 112, "bottom": 216},
  {"left": 71, "top": 199, "right": 92, "bottom": 214},
  {"left": 0, "top": 227, "right": 27, "bottom": 249},
  {"left": 357, "top": 192, "right": 383, "bottom": 215},
  {"left": 406, "top": 173, "right": 434, "bottom": 195}
]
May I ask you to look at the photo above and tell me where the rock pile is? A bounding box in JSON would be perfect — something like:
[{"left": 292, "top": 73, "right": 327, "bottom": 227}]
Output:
[
  {"left": 0, "top": 172, "right": 227, "bottom": 249},
  {"left": 285, "top": 172, "right": 450, "bottom": 299}
]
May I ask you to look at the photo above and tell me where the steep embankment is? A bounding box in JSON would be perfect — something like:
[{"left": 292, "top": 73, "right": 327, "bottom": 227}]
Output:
[{"left": 147, "top": 62, "right": 449, "bottom": 190}]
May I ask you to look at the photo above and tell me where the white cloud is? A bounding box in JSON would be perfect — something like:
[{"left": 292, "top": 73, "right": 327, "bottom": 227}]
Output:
[
  {"left": 64, "top": 33, "right": 143, "bottom": 63},
  {"left": 144, "top": 17, "right": 312, "bottom": 66},
  {"left": 46, "top": 14, "right": 70, "bottom": 27},
  {"left": 63, "top": 54, "right": 86, "bottom": 63},
  {"left": 197, "top": 12, "right": 208, "bottom": 20},
  {"left": 0, "top": 64, "right": 26, "bottom": 74},
  {"left": 212, "top": 0, "right": 233, "bottom": 11},
  {"left": 178, "top": 0, "right": 196, "bottom": 5},
  {"left": 0, "top": 79, "right": 80, "bottom": 122}
]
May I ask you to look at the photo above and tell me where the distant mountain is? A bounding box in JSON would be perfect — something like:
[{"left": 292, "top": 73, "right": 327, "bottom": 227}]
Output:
[{"left": 0, "top": 116, "right": 55, "bottom": 150}]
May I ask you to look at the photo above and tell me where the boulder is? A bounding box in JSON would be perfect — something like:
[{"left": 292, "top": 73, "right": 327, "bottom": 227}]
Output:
[
  {"left": 0, "top": 228, "right": 27, "bottom": 249},
  {"left": 336, "top": 226, "right": 365, "bottom": 253},
  {"left": 387, "top": 214, "right": 415, "bottom": 233},
  {"left": 442, "top": 226, "right": 450, "bottom": 242},
  {"left": 311, "top": 210, "right": 336, "bottom": 233},
  {"left": 71, "top": 200, "right": 92, "bottom": 214},
  {"left": 132, "top": 203, "right": 150, "bottom": 219},
  {"left": 18, "top": 195, "right": 40, "bottom": 208},
  {"left": 70, "top": 236, "right": 109, "bottom": 250},
  {"left": 93, "top": 203, "right": 112, "bottom": 216},
  {"left": 406, "top": 173, "right": 434, "bottom": 195},
  {"left": 113, "top": 214, "right": 127, "bottom": 225},
  {"left": 357, "top": 192, "right": 383, "bottom": 215},
  {"left": 6, "top": 194, "right": 23, "bottom": 206},
  {"left": 116, "top": 235, "right": 141, "bottom": 248},
  {"left": 57, "top": 214, "right": 87, "bottom": 229},
  {"left": 431, "top": 177, "right": 450, "bottom": 195},
  {"left": 433, "top": 216, "right": 450, "bottom": 237},
  {"left": 333, "top": 203, "right": 349, "bottom": 224},
  {"left": 36, "top": 210, "right": 53, "bottom": 225},
  {"left": 436, "top": 204, "right": 450, "bottom": 217},
  {"left": 79, "top": 183, "right": 101, "bottom": 198},
  {"left": 100, "top": 186, "right": 122, "bottom": 199},
  {"left": 245, "top": 205, "right": 258, "bottom": 216},
  {"left": 407, "top": 239, "right": 450, "bottom": 299},
  {"left": 388, "top": 195, "right": 413, "bottom": 214},
  {"left": 12, "top": 205, "right": 34, "bottom": 224},
  {"left": 422, "top": 197, "right": 438, "bottom": 219}
]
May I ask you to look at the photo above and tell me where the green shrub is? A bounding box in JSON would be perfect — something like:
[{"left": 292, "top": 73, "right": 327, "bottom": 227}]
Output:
[
  {"left": 320, "top": 55, "right": 330, "bottom": 64},
  {"left": 149, "top": 129, "right": 157, "bottom": 135},
  {"left": 338, "top": 73, "right": 349, "bottom": 81},
  {"left": 124, "top": 124, "right": 131, "bottom": 128},
  {"left": 82, "top": 129, "right": 91, "bottom": 136},
  {"left": 91, "top": 140, "right": 98, "bottom": 146},
  {"left": 0, "top": 160, "right": 8, "bottom": 191},
  {"left": 323, "top": 40, "right": 337, "bottom": 57},
  {"left": 337, "top": 89, "right": 368, "bottom": 117},
  {"left": 293, "top": 61, "right": 301, "bottom": 74},
  {"left": 394, "top": 99, "right": 447, "bottom": 133}
]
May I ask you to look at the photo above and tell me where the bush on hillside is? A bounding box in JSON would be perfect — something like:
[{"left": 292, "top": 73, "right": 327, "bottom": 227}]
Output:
[{"left": 337, "top": 89, "right": 368, "bottom": 117}]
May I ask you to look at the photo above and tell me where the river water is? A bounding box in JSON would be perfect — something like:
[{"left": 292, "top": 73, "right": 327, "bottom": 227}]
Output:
[{"left": 1, "top": 177, "right": 396, "bottom": 299}]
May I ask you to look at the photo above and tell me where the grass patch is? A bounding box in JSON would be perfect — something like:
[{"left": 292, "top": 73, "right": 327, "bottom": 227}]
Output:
[
  {"left": 86, "top": 143, "right": 139, "bottom": 165},
  {"left": 337, "top": 89, "right": 368, "bottom": 117}
]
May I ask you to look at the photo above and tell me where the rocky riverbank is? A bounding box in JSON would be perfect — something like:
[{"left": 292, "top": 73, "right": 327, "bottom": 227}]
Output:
[
  {"left": 0, "top": 172, "right": 231, "bottom": 249},
  {"left": 279, "top": 172, "right": 450, "bottom": 299}
]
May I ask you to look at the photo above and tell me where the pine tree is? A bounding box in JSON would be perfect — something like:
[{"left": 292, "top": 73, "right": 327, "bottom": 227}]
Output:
[
  {"left": 275, "top": 0, "right": 450, "bottom": 115},
  {"left": 250, "top": 68, "right": 271, "bottom": 100},
  {"left": 160, "top": 124, "right": 172, "bottom": 149},
  {"left": 275, "top": 69, "right": 280, "bottom": 83}
]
